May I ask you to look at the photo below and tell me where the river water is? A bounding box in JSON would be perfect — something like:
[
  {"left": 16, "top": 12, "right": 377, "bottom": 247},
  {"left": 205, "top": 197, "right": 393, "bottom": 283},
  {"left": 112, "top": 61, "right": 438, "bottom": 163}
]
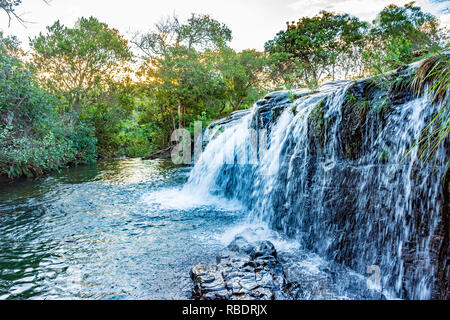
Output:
[
  {"left": 0, "top": 158, "right": 404, "bottom": 300},
  {"left": 0, "top": 159, "right": 249, "bottom": 299}
]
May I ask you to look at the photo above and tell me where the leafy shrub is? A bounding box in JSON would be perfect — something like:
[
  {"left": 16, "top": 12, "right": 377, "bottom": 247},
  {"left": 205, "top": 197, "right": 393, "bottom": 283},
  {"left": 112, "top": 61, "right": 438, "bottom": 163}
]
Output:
[
  {"left": 0, "top": 33, "right": 97, "bottom": 179},
  {"left": 411, "top": 53, "right": 449, "bottom": 161}
]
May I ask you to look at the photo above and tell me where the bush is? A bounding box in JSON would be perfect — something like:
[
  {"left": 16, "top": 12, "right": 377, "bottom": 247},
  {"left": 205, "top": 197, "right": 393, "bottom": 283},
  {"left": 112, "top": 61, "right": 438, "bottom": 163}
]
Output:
[{"left": 0, "top": 34, "right": 97, "bottom": 179}]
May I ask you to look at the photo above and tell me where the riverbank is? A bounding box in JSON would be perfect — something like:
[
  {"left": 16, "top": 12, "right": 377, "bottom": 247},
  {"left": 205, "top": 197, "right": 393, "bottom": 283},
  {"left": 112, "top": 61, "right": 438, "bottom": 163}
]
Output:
[{"left": 0, "top": 154, "right": 152, "bottom": 184}]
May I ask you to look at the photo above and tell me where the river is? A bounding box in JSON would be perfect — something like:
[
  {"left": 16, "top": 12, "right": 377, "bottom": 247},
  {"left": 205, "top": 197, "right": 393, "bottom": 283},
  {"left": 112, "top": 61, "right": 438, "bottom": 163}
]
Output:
[
  {"left": 0, "top": 157, "right": 418, "bottom": 300},
  {"left": 0, "top": 159, "right": 248, "bottom": 299}
]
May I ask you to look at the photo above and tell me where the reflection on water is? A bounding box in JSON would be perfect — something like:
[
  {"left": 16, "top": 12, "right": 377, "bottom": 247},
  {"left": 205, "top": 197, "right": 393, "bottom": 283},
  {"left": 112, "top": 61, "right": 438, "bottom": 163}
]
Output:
[{"left": 0, "top": 159, "right": 246, "bottom": 300}]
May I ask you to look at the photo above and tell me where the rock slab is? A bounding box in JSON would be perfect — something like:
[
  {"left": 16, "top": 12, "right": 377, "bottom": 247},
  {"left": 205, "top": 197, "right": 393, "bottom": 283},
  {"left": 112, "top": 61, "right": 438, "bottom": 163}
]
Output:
[{"left": 190, "top": 236, "right": 292, "bottom": 300}]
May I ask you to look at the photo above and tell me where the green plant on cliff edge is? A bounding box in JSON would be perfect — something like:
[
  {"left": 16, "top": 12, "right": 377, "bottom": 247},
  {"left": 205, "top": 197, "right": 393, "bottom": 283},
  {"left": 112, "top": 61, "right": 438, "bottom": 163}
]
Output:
[
  {"left": 410, "top": 53, "right": 449, "bottom": 162},
  {"left": 339, "top": 91, "right": 373, "bottom": 160}
]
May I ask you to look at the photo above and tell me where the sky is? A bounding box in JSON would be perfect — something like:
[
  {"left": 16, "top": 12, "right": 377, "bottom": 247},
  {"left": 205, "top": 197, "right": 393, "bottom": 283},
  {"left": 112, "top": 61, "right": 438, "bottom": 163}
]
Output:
[{"left": 0, "top": 0, "right": 449, "bottom": 52}]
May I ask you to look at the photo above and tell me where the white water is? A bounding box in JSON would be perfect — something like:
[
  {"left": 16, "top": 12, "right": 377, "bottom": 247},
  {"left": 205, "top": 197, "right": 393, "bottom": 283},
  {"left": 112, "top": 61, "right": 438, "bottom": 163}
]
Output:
[{"left": 183, "top": 80, "right": 448, "bottom": 299}]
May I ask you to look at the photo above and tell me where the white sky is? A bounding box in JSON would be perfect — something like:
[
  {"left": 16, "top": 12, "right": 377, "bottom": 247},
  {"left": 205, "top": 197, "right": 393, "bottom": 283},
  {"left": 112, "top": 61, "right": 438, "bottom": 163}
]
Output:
[{"left": 0, "top": 0, "right": 449, "bottom": 52}]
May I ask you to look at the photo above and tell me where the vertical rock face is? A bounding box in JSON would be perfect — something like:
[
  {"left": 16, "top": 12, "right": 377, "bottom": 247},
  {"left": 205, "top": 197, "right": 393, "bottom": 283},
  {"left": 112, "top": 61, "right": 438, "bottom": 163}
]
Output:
[{"left": 187, "top": 64, "right": 449, "bottom": 299}]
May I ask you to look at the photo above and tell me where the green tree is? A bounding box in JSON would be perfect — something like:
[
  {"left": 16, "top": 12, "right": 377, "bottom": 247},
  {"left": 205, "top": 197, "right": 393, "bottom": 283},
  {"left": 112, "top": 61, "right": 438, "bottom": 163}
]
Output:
[
  {"left": 265, "top": 11, "right": 368, "bottom": 87},
  {"left": 0, "top": 32, "right": 97, "bottom": 179},
  {"left": 135, "top": 13, "right": 232, "bottom": 56},
  {"left": 135, "top": 14, "right": 233, "bottom": 148},
  {"left": 363, "top": 2, "right": 443, "bottom": 73},
  {"left": 31, "top": 17, "right": 133, "bottom": 114},
  {"left": 215, "top": 48, "right": 268, "bottom": 113},
  {"left": 79, "top": 79, "right": 142, "bottom": 157},
  {"left": 139, "top": 46, "right": 228, "bottom": 144}
]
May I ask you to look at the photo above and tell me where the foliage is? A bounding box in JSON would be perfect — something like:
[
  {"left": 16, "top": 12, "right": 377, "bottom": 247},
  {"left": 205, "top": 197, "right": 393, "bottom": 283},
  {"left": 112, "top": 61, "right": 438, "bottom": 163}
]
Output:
[
  {"left": 309, "top": 99, "right": 326, "bottom": 146},
  {"left": 0, "top": 0, "right": 49, "bottom": 26},
  {"left": 362, "top": 2, "right": 443, "bottom": 74},
  {"left": 266, "top": 3, "right": 445, "bottom": 86},
  {"left": 265, "top": 11, "right": 368, "bottom": 87},
  {"left": 411, "top": 53, "right": 449, "bottom": 161},
  {"left": 29, "top": 17, "right": 147, "bottom": 158},
  {"left": 31, "top": 17, "right": 133, "bottom": 113},
  {"left": 216, "top": 48, "right": 268, "bottom": 113},
  {"left": 134, "top": 13, "right": 232, "bottom": 56},
  {"left": 0, "top": 0, "right": 22, "bottom": 26},
  {"left": 0, "top": 32, "right": 97, "bottom": 179},
  {"left": 135, "top": 14, "right": 267, "bottom": 150}
]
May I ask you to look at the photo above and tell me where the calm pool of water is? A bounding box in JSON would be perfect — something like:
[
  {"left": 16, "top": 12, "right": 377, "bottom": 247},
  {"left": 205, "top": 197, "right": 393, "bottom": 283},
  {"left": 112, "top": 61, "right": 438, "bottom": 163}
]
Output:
[{"left": 0, "top": 159, "right": 246, "bottom": 299}]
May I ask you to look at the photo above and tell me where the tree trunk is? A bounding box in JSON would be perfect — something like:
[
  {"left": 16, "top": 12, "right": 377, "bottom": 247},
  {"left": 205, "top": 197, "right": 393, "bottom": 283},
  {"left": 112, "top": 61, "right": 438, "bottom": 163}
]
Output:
[
  {"left": 218, "top": 103, "right": 227, "bottom": 115},
  {"left": 233, "top": 100, "right": 243, "bottom": 112},
  {"left": 178, "top": 101, "right": 182, "bottom": 129}
]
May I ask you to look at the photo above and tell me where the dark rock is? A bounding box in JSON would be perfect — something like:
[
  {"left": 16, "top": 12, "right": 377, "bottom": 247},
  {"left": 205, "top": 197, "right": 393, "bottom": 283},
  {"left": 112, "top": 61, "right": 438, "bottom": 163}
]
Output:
[
  {"left": 190, "top": 235, "right": 294, "bottom": 300},
  {"left": 227, "top": 236, "right": 255, "bottom": 255},
  {"left": 250, "top": 241, "right": 277, "bottom": 259},
  {"left": 264, "top": 90, "right": 290, "bottom": 101}
]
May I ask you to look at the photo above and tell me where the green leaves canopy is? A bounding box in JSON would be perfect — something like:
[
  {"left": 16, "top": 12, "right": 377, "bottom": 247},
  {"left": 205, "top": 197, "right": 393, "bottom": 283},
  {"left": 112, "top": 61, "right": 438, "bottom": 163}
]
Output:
[
  {"left": 135, "top": 14, "right": 266, "bottom": 148},
  {"left": 265, "top": 11, "right": 368, "bottom": 87},
  {"left": 31, "top": 17, "right": 132, "bottom": 112}
]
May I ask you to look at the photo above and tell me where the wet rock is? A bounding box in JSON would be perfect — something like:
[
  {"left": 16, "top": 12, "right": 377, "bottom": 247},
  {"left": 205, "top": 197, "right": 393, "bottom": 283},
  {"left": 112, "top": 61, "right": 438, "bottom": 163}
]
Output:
[
  {"left": 227, "top": 236, "right": 255, "bottom": 255},
  {"left": 250, "top": 241, "right": 277, "bottom": 259},
  {"left": 264, "top": 90, "right": 290, "bottom": 101},
  {"left": 190, "top": 235, "right": 293, "bottom": 300},
  {"left": 264, "top": 88, "right": 313, "bottom": 102}
]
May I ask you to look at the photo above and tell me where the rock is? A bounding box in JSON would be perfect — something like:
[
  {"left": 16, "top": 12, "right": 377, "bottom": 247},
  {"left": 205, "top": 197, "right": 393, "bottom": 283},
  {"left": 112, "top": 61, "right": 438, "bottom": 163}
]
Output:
[
  {"left": 264, "top": 90, "right": 290, "bottom": 101},
  {"left": 190, "top": 235, "right": 294, "bottom": 300},
  {"left": 227, "top": 235, "right": 255, "bottom": 255},
  {"left": 264, "top": 88, "right": 313, "bottom": 102},
  {"left": 250, "top": 241, "right": 277, "bottom": 259},
  {"left": 256, "top": 99, "right": 268, "bottom": 106}
]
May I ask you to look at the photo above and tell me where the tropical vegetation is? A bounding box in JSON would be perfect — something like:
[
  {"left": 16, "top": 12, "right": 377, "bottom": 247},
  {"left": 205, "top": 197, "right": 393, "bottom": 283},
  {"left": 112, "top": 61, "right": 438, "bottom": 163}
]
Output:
[{"left": 0, "top": 0, "right": 448, "bottom": 179}]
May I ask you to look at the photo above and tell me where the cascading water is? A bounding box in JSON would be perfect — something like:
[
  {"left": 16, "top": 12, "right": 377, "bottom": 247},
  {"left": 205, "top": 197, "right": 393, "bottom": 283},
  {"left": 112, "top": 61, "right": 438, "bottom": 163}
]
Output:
[{"left": 184, "top": 69, "right": 449, "bottom": 300}]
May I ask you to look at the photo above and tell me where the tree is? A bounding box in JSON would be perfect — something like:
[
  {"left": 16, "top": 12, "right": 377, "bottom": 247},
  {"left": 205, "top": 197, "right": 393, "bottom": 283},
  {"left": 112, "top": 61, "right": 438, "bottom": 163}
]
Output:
[
  {"left": 215, "top": 48, "right": 268, "bottom": 113},
  {"left": 375, "top": 1, "right": 440, "bottom": 45},
  {"left": 1, "top": 0, "right": 23, "bottom": 26},
  {"left": 363, "top": 2, "right": 443, "bottom": 73},
  {"left": 265, "top": 11, "right": 368, "bottom": 87},
  {"left": 135, "top": 14, "right": 233, "bottom": 146},
  {"left": 79, "top": 79, "right": 145, "bottom": 157},
  {"left": 179, "top": 13, "right": 232, "bottom": 50},
  {"left": 0, "top": 32, "right": 97, "bottom": 179},
  {"left": 30, "top": 17, "right": 132, "bottom": 114},
  {"left": 1, "top": 0, "right": 49, "bottom": 26},
  {"left": 138, "top": 46, "right": 228, "bottom": 143},
  {"left": 134, "top": 13, "right": 232, "bottom": 57}
]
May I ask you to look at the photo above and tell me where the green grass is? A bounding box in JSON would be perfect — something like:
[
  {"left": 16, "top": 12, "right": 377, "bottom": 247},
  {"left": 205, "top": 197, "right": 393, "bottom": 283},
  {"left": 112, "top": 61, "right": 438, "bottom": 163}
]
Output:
[{"left": 410, "top": 54, "right": 449, "bottom": 161}]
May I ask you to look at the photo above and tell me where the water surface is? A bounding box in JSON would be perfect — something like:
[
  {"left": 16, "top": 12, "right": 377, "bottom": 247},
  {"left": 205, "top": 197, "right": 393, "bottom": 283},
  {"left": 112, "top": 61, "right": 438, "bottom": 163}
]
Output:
[{"left": 0, "top": 159, "right": 246, "bottom": 299}]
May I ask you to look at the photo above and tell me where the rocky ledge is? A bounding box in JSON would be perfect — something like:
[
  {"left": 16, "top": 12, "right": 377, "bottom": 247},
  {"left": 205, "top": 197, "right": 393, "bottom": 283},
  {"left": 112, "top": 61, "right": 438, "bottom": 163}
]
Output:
[
  {"left": 190, "top": 230, "right": 391, "bottom": 300},
  {"left": 190, "top": 235, "right": 299, "bottom": 300}
]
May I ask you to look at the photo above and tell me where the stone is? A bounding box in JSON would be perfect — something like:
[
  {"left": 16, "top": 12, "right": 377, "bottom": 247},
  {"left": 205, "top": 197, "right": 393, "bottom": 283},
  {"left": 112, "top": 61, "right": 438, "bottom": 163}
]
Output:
[
  {"left": 227, "top": 235, "right": 255, "bottom": 255},
  {"left": 250, "top": 241, "right": 277, "bottom": 259},
  {"left": 190, "top": 235, "right": 294, "bottom": 300}
]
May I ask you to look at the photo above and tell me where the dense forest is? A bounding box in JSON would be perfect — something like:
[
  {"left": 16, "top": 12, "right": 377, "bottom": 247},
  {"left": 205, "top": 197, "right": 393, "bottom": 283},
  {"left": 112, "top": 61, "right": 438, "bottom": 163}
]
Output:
[{"left": 0, "top": 1, "right": 448, "bottom": 180}]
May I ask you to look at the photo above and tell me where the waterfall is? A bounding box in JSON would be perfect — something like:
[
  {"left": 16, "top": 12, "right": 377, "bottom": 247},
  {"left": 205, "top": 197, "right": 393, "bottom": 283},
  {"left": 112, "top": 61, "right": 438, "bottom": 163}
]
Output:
[{"left": 185, "top": 75, "right": 449, "bottom": 300}]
